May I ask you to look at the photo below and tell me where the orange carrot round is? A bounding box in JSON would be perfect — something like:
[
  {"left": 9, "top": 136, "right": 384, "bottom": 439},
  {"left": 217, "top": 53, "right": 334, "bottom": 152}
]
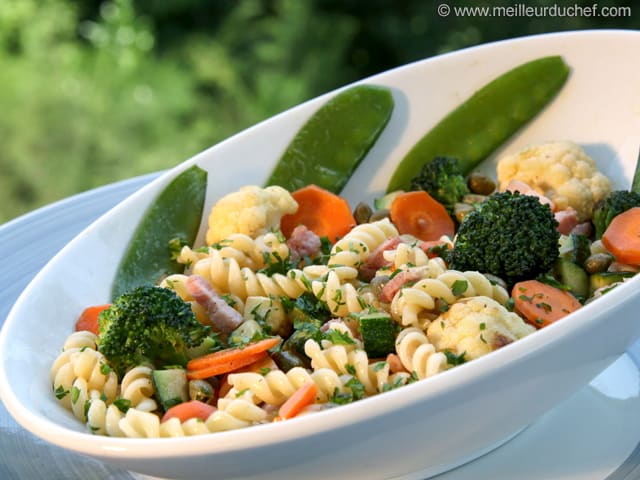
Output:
[
  {"left": 601, "top": 207, "right": 640, "bottom": 265},
  {"left": 75, "top": 304, "right": 111, "bottom": 335},
  {"left": 512, "top": 280, "right": 582, "bottom": 329},
  {"left": 275, "top": 382, "right": 318, "bottom": 421},
  {"left": 161, "top": 400, "right": 216, "bottom": 423},
  {"left": 389, "top": 190, "right": 454, "bottom": 241},
  {"left": 280, "top": 184, "right": 356, "bottom": 242},
  {"left": 186, "top": 337, "right": 281, "bottom": 379}
]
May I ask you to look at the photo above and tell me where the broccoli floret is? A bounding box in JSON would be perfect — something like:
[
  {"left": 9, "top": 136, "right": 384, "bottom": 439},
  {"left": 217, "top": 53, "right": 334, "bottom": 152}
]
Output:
[
  {"left": 409, "top": 156, "right": 470, "bottom": 210},
  {"left": 450, "top": 191, "right": 560, "bottom": 286},
  {"left": 592, "top": 190, "right": 640, "bottom": 239},
  {"left": 97, "top": 285, "right": 211, "bottom": 377}
]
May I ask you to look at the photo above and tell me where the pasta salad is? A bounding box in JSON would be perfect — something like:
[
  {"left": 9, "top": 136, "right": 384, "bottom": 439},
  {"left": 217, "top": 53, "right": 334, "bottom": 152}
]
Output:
[{"left": 51, "top": 140, "right": 640, "bottom": 438}]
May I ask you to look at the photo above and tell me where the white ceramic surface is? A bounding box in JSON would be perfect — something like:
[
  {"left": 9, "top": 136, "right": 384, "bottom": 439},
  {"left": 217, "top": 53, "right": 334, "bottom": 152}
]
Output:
[{"left": 1, "top": 29, "right": 640, "bottom": 480}]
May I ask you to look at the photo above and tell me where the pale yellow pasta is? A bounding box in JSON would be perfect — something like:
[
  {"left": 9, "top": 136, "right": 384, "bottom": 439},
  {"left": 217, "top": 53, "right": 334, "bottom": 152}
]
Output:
[
  {"left": 63, "top": 330, "right": 98, "bottom": 350},
  {"left": 86, "top": 398, "right": 125, "bottom": 436},
  {"left": 390, "top": 279, "right": 456, "bottom": 329},
  {"left": 328, "top": 218, "right": 398, "bottom": 268},
  {"left": 120, "top": 365, "right": 157, "bottom": 412},
  {"left": 383, "top": 242, "right": 430, "bottom": 270},
  {"left": 390, "top": 269, "right": 509, "bottom": 329},
  {"left": 205, "top": 393, "right": 267, "bottom": 433},
  {"left": 381, "top": 235, "right": 452, "bottom": 271},
  {"left": 395, "top": 327, "right": 447, "bottom": 379},
  {"left": 304, "top": 339, "right": 408, "bottom": 395},
  {"left": 113, "top": 391, "right": 269, "bottom": 438},
  {"left": 311, "top": 270, "right": 367, "bottom": 317},
  {"left": 71, "top": 348, "right": 119, "bottom": 397},
  {"left": 181, "top": 234, "right": 265, "bottom": 270},
  {"left": 302, "top": 264, "right": 359, "bottom": 282},
  {"left": 191, "top": 255, "right": 309, "bottom": 301},
  {"left": 69, "top": 377, "right": 91, "bottom": 421},
  {"left": 228, "top": 367, "right": 350, "bottom": 406},
  {"left": 254, "top": 231, "right": 290, "bottom": 265},
  {"left": 51, "top": 343, "right": 118, "bottom": 411},
  {"left": 118, "top": 408, "right": 161, "bottom": 438},
  {"left": 175, "top": 244, "right": 210, "bottom": 269},
  {"left": 320, "top": 319, "right": 363, "bottom": 350},
  {"left": 242, "top": 295, "right": 291, "bottom": 337},
  {"left": 436, "top": 270, "right": 509, "bottom": 305},
  {"left": 159, "top": 273, "right": 193, "bottom": 301}
]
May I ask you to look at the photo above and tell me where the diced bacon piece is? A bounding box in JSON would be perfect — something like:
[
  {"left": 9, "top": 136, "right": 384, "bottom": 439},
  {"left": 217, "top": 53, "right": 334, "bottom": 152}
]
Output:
[
  {"left": 286, "top": 225, "right": 322, "bottom": 262},
  {"left": 379, "top": 270, "right": 423, "bottom": 303},
  {"left": 359, "top": 236, "right": 403, "bottom": 281},
  {"left": 418, "top": 239, "right": 452, "bottom": 258},
  {"left": 570, "top": 221, "right": 593, "bottom": 237},
  {"left": 555, "top": 208, "right": 578, "bottom": 235},
  {"left": 186, "top": 275, "right": 243, "bottom": 334}
]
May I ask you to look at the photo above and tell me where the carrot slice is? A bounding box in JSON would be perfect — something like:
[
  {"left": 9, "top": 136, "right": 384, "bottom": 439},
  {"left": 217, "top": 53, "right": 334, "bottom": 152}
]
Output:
[
  {"left": 161, "top": 400, "right": 216, "bottom": 423},
  {"left": 275, "top": 382, "right": 318, "bottom": 421},
  {"left": 512, "top": 280, "right": 582, "bottom": 329},
  {"left": 389, "top": 190, "right": 454, "bottom": 241},
  {"left": 75, "top": 304, "right": 111, "bottom": 335},
  {"left": 187, "top": 351, "right": 269, "bottom": 380},
  {"left": 186, "top": 337, "right": 281, "bottom": 379},
  {"left": 601, "top": 207, "right": 640, "bottom": 265},
  {"left": 280, "top": 184, "right": 356, "bottom": 242}
]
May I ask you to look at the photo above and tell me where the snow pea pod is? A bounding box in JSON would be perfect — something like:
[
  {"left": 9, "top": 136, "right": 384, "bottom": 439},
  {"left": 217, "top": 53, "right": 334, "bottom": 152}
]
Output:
[
  {"left": 266, "top": 84, "right": 394, "bottom": 193},
  {"left": 112, "top": 165, "right": 207, "bottom": 299},
  {"left": 387, "top": 55, "right": 570, "bottom": 192}
]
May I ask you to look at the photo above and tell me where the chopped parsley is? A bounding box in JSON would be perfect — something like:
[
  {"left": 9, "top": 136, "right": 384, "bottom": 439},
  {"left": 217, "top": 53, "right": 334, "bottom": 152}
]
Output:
[
  {"left": 168, "top": 236, "right": 187, "bottom": 261},
  {"left": 70, "top": 386, "right": 81, "bottom": 404},
  {"left": 451, "top": 279, "right": 468, "bottom": 296},
  {"left": 113, "top": 398, "right": 132, "bottom": 413},
  {"left": 444, "top": 349, "right": 466, "bottom": 366},
  {"left": 323, "top": 329, "right": 356, "bottom": 346},
  {"left": 54, "top": 385, "right": 68, "bottom": 400}
]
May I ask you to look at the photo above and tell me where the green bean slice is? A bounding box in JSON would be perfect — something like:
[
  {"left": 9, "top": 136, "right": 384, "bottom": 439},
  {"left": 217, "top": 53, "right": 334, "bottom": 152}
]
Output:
[
  {"left": 112, "top": 165, "right": 207, "bottom": 299},
  {"left": 387, "top": 56, "right": 570, "bottom": 192},
  {"left": 266, "top": 84, "right": 394, "bottom": 193}
]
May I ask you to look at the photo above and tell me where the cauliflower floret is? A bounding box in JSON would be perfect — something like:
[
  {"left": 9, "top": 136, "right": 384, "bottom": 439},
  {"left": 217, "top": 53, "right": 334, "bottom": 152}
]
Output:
[
  {"left": 205, "top": 185, "right": 298, "bottom": 245},
  {"left": 496, "top": 141, "right": 611, "bottom": 221},
  {"left": 426, "top": 296, "right": 534, "bottom": 361}
]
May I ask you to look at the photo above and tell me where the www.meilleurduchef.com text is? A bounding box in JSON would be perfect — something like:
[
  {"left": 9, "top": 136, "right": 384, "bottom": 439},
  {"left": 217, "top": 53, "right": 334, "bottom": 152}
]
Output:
[{"left": 436, "top": 3, "right": 632, "bottom": 18}]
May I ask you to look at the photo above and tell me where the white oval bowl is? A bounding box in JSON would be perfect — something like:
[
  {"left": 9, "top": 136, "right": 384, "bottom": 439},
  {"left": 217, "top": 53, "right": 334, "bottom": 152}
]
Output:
[{"left": 2, "top": 29, "right": 640, "bottom": 480}]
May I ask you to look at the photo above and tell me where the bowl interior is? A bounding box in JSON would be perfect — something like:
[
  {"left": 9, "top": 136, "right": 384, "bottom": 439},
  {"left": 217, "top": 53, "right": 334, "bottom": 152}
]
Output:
[{"left": 1, "top": 28, "right": 640, "bottom": 474}]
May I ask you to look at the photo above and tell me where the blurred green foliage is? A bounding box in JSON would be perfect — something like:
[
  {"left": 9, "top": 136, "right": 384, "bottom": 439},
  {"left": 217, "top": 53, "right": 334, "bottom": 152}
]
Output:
[{"left": 0, "top": 0, "right": 637, "bottom": 223}]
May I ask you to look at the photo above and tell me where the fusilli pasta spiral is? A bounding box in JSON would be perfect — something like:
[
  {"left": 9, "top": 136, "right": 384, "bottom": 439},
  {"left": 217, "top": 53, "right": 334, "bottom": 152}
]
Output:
[
  {"left": 190, "top": 254, "right": 309, "bottom": 301},
  {"left": 228, "top": 367, "right": 350, "bottom": 405},
  {"left": 120, "top": 365, "right": 158, "bottom": 412},
  {"left": 304, "top": 339, "right": 410, "bottom": 395},
  {"left": 395, "top": 327, "right": 447, "bottom": 380},
  {"left": 328, "top": 218, "right": 398, "bottom": 268},
  {"left": 51, "top": 345, "right": 118, "bottom": 411},
  {"left": 390, "top": 269, "right": 509, "bottom": 328},
  {"left": 311, "top": 270, "right": 367, "bottom": 317},
  {"left": 86, "top": 399, "right": 125, "bottom": 436}
]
